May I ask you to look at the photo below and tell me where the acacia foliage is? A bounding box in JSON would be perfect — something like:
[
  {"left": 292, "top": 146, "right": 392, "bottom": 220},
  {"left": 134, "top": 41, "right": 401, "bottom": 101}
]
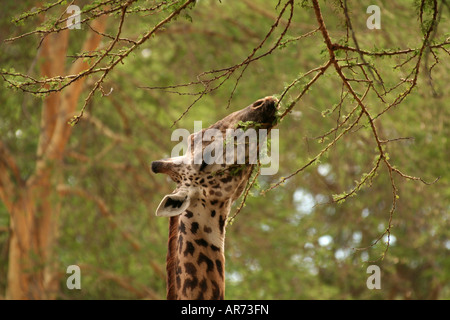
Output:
[{"left": 0, "top": 0, "right": 449, "bottom": 299}]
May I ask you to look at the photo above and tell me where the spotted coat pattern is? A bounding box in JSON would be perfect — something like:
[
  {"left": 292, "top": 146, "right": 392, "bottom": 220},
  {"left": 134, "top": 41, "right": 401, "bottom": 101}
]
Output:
[
  {"left": 167, "top": 164, "right": 251, "bottom": 300},
  {"left": 152, "top": 96, "right": 278, "bottom": 300}
]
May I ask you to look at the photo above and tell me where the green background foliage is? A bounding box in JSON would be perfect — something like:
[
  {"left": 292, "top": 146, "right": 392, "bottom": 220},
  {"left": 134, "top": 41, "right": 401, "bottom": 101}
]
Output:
[{"left": 0, "top": 0, "right": 449, "bottom": 299}]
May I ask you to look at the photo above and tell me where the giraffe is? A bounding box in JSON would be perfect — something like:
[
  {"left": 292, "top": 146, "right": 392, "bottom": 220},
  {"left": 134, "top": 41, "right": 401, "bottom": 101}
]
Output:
[{"left": 151, "top": 96, "right": 278, "bottom": 300}]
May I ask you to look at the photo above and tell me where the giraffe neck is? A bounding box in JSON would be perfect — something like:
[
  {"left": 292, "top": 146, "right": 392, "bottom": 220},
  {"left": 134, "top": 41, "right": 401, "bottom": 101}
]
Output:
[{"left": 166, "top": 200, "right": 231, "bottom": 300}]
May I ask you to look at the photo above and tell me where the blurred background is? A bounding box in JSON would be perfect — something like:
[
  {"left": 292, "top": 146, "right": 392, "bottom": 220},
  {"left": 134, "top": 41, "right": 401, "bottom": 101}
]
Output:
[{"left": 0, "top": 0, "right": 449, "bottom": 299}]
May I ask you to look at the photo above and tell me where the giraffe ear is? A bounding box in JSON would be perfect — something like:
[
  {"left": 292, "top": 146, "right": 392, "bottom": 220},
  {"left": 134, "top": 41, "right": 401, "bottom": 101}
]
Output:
[{"left": 156, "top": 190, "right": 190, "bottom": 217}]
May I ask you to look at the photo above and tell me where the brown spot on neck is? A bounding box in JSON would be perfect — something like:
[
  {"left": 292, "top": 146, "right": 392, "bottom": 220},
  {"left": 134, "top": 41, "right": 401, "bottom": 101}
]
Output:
[{"left": 166, "top": 216, "right": 179, "bottom": 300}]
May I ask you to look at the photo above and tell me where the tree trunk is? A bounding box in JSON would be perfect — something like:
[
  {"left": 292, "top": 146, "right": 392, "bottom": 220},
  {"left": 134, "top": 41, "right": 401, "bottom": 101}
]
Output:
[
  {"left": 5, "top": 181, "right": 58, "bottom": 299},
  {"left": 6, "top": 192, "right": 36, "bottom": 299},
  {"left": 3, "top": 17, "right": 106, "bottom": 299}
]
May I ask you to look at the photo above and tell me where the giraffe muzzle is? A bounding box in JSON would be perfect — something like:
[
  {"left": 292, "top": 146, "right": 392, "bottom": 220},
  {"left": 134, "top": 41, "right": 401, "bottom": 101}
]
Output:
[
  {"left": 237, "top": 95, "right": 279, "bottom": 127},
  {"left": 251, "top": 96, "right": 279, "bottom": 110}
]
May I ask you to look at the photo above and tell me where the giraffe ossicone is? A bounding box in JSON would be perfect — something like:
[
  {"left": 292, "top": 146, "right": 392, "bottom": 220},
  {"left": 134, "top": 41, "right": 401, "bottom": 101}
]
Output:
[{"left": 151, "top": 96, "right": 279, "bottom": 300}]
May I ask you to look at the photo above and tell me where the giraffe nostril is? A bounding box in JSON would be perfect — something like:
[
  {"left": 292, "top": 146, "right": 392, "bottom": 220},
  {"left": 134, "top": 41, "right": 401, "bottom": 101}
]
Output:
[
  {"left": 251, "top": 99, "right": 265, "bottom": 109},
  {"left": 251, "top": 96, "right": 278, "bottom": 111}
]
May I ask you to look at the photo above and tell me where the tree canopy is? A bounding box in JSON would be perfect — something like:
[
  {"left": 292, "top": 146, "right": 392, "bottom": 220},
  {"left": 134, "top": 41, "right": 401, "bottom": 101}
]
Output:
[{"left": 0, "top": 0, "right": 449, "bottom": 299}]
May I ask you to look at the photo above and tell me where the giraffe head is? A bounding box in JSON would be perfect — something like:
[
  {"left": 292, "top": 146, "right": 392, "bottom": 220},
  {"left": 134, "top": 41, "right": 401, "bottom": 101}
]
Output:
[{"left": 152, "top": 96, "right": 278, "bottom": 217}]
